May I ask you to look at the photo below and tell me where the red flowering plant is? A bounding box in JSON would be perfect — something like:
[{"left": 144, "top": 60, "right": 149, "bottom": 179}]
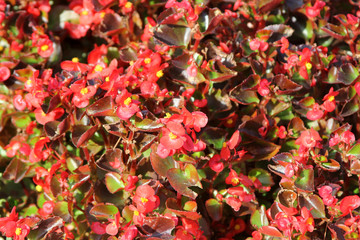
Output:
[{"left": 4, "top": 0, "right": 360, "bottom": 239}]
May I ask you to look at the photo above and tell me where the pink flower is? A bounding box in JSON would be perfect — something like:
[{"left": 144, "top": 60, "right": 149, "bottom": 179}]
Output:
[
  {"left": 133, "top": 185, "right": 160, "bottom": 214},
  {"left": 306, "top": 103, "right": 323, "bottom": 120},
  {"left": 0, "top": 66, "right": 10, "bottom": 82},
  {"left": 295, "top": 128, "right": 321, "bottom": 148}
]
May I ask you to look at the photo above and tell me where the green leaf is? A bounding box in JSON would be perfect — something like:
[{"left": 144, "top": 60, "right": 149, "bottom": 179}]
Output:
[
  {"left": 53, "top": 201, "right": 71, "bottom": 222},
  {"left": 251, "top": 205, "right": 269, "bottom": 229},
  {"left": 166, "top": 198, "right": 201, "bottom": 220},
  {"left": 87, "top": 96, "right": 116, "bottom": 117},
  {"left": 11, "top": 114, "right": 31, "bottom": 129},
  {"left": 294, "top": 169, "right": 314, "bottom": 192},
  {"left": 205, "top": 198, "right": 223, "bottom": 221},
  {"left": 150, "top": 144, "right": 177, "bottom": 177},
  {"left": 167, "top": 164, "right": 202, "bottom": 199},
  {"left": 27, "top": 217, "right": 63, "bottom": 240},
  {"left": 200, "top": 127, "right": 227, "bottom": 150},
  {"left": 348, "top": 143, "right": 360, "bottom": 156},
  {"left": 90, "top": 203, "right": 119, "bottom": 221},
  {"left": 105, "top": 172, "right": 125, "bottom": 194},
  {"left": 153, "top": 24, "right": 191, "bottom": 47},
  {"left": 249, "top": 168, "right": 274, "bottom": 187},
  {"left": 299, "top": 194, "right": 326, "bottom": 219}
]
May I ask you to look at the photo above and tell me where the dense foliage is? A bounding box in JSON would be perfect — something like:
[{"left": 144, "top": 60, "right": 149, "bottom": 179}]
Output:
[{"left": 2, "top": 0, "right": 360, "bottom": 239}]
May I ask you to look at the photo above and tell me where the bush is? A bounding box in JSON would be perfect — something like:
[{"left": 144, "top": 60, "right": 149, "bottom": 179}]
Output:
[{"left": 1, "top": 0, "right": 360, "bottom": 239}]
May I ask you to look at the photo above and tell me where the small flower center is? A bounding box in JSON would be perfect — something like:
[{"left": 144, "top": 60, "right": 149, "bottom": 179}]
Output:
[
  {"left": 41, "top": 45, "right": 49, "bottom": 51},
  {"left": 165, "top": 113, "right": 171, "bottom": 118},
  {"left": 15, "top": 227, "right": 22, "bottom": 236},
  {"left": 226, "top": 119, "right": 233, "bottom": 125},
  {"left": 124, "top": 97, "right": 132, "bottom": 106},
  {"left": 81, "top": 10, "right": 88, "bottom": 15},
  {"left": 144, "top": 58, "right": 151, "bottom": 64},
  {"left": 169, "top": 132, "right": 178, "bottom": 140},
  {"left": 125, "top": 2, "right": 133, "bottom": 8},
  {"left": 328, "top": 96, "right": 335, "bottom": 102},
  {"left": 26, "top": 79, "right": 32, "bottom": 87},
  {"left": 72, "top": 57, "right": 79, "bottom": 63},
  {"left": 156, "top": 70, "right": 164, "bottom": 78},
  {"left": 41, "top": 111, "right": 47, "bottom": 117},
  {"left": 141, "top": 197, "right": 149, "bottom": 203},
  {"left": 222, "top": 142, "right": 227, "bottom": 148},
  {"left": 305, "top": 62, "right": 312, "bottom": 70},
  {"left": 234, "top": 224, "right": 240, "bottom": 230},
  {"left": 80, "top": 88, "right": 88, "bottom": 95},
  {"left": 134, "top": 210, "right": 139, "bottom": 216},
  {"left": 94, "top": 65, "right": 103, "bottom": 72},
  {"left": 105, "top": 76, "right": 110, "bottom": 82},
  {"left": 100, "top": 12, "right": 106, "bottom": 18},
  {"left": 231, "top": 178, "right": 239, "bottom": 185},
  {"left": 36, "top": 185, "right": 43, "bottom": 192}
]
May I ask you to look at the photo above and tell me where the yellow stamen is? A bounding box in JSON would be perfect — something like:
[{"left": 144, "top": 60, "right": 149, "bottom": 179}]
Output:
[
  {"left": 231, "top": 178, "right": 239, "bottom": 185},
  {"left": 40, "top": 45, "right": 49, "bottom": 51},
  {"left": 80, "top": 88, "right": 88, "bottom": 95},
  {"left": 124, "top": 97, "right": 132, "bottom": 106},
  {"left": 26, "top": 79, "right": 32, "bottom": 87},
  {"left": 94, "top": 65, "right": 103, "bottom": 72},
  {"left": 299, "top": 55, "right": 302, "bottom": 61},
  {"left": 140, "top": 197, "right": 148, "bottom": 203},
  {"left": 165, "top": 113, "right": 172, "bottom": 118},
  {"left": 72, "top": 57, "right": 79, "bottom": 63},
  {"left": 100, "top": 12, "right": 106, "bottom": 18},
  {"left": 328, "top": 96, "right": 335, "bottom": 102},
  {"left": 144, "top": 58, "right": 151, "bottom": 64},
  {"left": 36, "top": 185, "right": 43, "bottom": 192},
  {"left": 306, "top": 62, "right": 312, "bottom": 70},
  {"left": 125, "top": 2, "right": 133, "bottom": 8},
  {"left": 222, "top": 142, "right": 227, "bottom": 148},
  {"left": 105, "top": 76, "right": 110, "bottom": 82},
  {"left": 134, "top": 210, "right": 139, "bottom": 216},
  {"left": 234, "top": 224, "right": 240, "bottom": 230},
  {"left": 15, "top": 227, "right": 22, "bottom": 236},
  {"left": 226, "top": 119, "right": 233, "bottom": 125},
  {"left": 156, "top": 70, "right": 164, "bottom": 78},
  {"left": 0, "top": 46, "right": 3, "bottom": 51},
  {"left": 129, "top": 61, "right": 134, "bottom": 66},
  {"left": 81, "top": 10, "right": 88, "bottom": 15},
  {"left": 169, "top": 132, "right": 177, "bottom": 140},
  {"left": 41, "top": 111, "right": 47, "bottom": 117}
]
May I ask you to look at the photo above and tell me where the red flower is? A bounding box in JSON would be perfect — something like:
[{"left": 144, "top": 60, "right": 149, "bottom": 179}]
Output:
[
  {"left": 340, "top": 195, "right": 360, "bottom": 216},
  {"left": 34, "top": 107, "right": 64, "bottom": 125},
  {"left": 129, "top": 205, "right": 145, "bottom": 225},
  {"left": 70, "top": 80, "right": 97, "bottom": 108},
  {"left": 0, "top": 207, "right": 30, "bottom": 240},
  {"left": 225, "top": 169, "right": 241, "bottom": 186},
  {"left": 133, "top": 185, "right": 160, "bottom": 214},
  {"left": 116, "top": 90, "right": 140, "bottom": 120},
  {"left": 120, "top": 225, "right": 138, "bottom": 240},
  {"left": 0, "top": 66, "right": 10, "bottom": 82},
  {"left": 160, "top": 121, "right": 186, "bottom": 150},
  {"left": 258, "top": 79, "right": 270, "bottom": 96},
  {"left": 322, "top": 87, "right": 339, "bottom": 112},
  {"left": 13, "top": 95, "right": 27, "bottom": 111},
  {"left": 306, "top": 103, "right": 323, "bottom": 120},
  {"left": 209, "top": 154, "right": 224, "bottom": 173},
  {"left": 295, "top": 128, "right": 321, "bottom": 148},
  {"left": 341, "top": 130, "right": 355, "bottom": 145},
  {"left": 39, "top": 201, "right": 55, "bottom": 216},
  {"left": 91, "top": 222, "right": 107, "bottom": 235},
  {"left": 306, "top": 1, "right": 325, "bottom": 18},
  {"left": 37, "top": 38, "right": 54, "bottom": 58},
  {"left": 226, "top": 197, "right": 242, "bottom": 211}
]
